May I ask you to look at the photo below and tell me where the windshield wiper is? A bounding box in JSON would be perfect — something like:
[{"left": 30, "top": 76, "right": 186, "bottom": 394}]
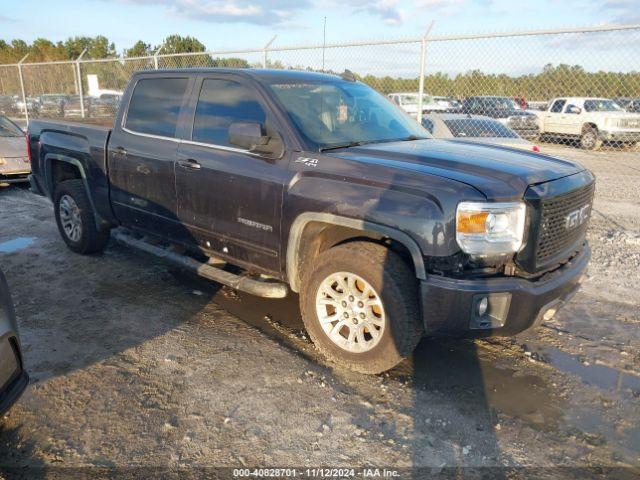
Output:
[
  {"left": 319, "top": 135, "right": 428, "bottom": 152},
  {"left": 319, "top": 140, "right": 370, "bottom": 152}
]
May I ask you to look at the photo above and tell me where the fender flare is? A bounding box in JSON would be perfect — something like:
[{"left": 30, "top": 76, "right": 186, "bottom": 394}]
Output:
[
  {"left": 286, "top": 212, "right": 426, "bottom": 292},
  {"left": 44, "top": 153, "right": 104, "bottom": 227}
]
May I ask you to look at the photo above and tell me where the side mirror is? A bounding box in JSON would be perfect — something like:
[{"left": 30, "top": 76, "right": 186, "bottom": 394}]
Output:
[
  {"left": 229, "top": 122, "right": 270, "bottom": 150},
  {"left": 228, "top": 121, "right": 284, "bottom": 157},
  {"left": 566, "top": 105, "right": 581, "bottom": 115}
]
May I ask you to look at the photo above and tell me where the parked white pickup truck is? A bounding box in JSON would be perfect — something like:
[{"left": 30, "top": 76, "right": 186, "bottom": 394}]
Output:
[
  {"left": 533, "top": 97, "right": 640, "bottom": 150},
  {"left": 387, "top": 92, "right": 449, "bottom": 116}
]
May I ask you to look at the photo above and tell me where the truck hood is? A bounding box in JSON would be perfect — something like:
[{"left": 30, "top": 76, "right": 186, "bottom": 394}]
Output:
[
  {"left": 591, "top": 111, "right": 640, "bottom": 119},
  {"left": 326, "top": 139, "right": 584, "bottom": 200}
]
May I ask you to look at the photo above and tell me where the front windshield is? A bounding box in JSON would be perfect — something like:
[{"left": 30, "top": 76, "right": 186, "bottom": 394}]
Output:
[
  {"left": 443, "top": 118, "right": 519, "bottom": 138},
  {"left": 584, "top": 99, "right": 623, "bottom": 112},
  {"left": 0, "top": 116, "right": 23, "bottom": 137},
  {"left": 267, "top": 80, "right": 429, "bottom": 150}
]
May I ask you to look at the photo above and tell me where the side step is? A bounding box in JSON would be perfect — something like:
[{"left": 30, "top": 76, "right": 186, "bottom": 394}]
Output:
[{"left": 112, "top": 230, "right": 288, "bottom": 298}]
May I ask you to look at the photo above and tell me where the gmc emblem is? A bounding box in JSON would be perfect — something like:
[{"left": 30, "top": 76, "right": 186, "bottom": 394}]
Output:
[{"left": 565, "top": 204, "right": 590, "bottom": 230}]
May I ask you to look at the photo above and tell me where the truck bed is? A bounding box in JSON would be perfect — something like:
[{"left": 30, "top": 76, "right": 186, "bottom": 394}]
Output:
[{"left": 27, "top": 119, "right": 113, "bottom": 218}]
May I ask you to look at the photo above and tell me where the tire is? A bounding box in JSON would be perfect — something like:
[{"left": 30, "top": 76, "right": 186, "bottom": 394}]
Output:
[
  {"left": 300, "top": 242, "right": 423, "bottom": 374},
  {"left": 54, "top": 179, "right": 110, "bottom": 254},
  {"left": 580, "top": 127, "right": 602, "bottom": 150}
]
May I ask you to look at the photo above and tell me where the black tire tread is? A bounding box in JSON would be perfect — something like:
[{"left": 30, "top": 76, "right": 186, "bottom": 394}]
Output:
[
  {"left": 54, "top": 179, "right": 110, "bottom": 254},
  {"left": 300, "top": 241, "right": 423, "bottom": 374}
]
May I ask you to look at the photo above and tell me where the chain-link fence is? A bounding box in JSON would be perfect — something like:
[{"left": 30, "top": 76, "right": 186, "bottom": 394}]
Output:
[{"left": 1, "top": 24, "right": 639, "bottom": 152}]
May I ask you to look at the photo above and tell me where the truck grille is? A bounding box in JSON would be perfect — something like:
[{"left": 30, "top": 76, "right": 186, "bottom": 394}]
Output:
[
  {"left": 517, "top": 174, "right": 595, "bottom": 273},
  {"left": 536, "top": 183, "right": 595, "bottom": 264}
]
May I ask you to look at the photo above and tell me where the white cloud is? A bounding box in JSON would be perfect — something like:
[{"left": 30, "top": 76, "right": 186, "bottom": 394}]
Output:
[
  {"left": 602, "top": 0, "right": 640, "bottom": 23},
  {"left": 120, "top": 0, "right": 310, "bottom": 25},
  {"left": 413, "top": 0, "right": 465, "bottom": 16},
  {"left": 365, "top": 0, "right": 406, "bottom": 25}
]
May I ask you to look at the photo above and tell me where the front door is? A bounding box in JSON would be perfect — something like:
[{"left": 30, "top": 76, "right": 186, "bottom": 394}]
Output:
[
  {"left": 544, "top": 98, "right": 567, "bottom": 134},
  {"left": 175, "top": 75, "right": 290, "bottom": 274}
]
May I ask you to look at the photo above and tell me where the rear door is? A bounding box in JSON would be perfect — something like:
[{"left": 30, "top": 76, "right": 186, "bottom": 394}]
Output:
[
  {"left": 174, "top": 74, "right": 290, "bottom": 274},
  {"left": 108, "top": 75, "right": 193, "bottom": 238}
]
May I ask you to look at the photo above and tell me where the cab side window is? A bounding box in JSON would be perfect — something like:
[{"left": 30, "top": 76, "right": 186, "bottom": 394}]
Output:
[
  {"left": 125, "top": 77, "right": 189, "bottom": 138},
  {"left": 192, "top": 78, "right": 266, "bottom": 147},
  {"left": 550, "top": 99, "right": 566, "bottom": 113}
]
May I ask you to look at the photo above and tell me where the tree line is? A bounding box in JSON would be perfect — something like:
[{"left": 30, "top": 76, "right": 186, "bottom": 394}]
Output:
[
  {"left": 1, "top": 35, "right": 638, "bottom": 101},
  {"left": 0, "top": 35, "right": 210, "bottom": 64}
]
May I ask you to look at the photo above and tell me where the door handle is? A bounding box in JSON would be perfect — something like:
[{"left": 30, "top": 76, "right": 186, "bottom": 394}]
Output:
[
  {"left": 178, "top": 159, "right": 202, "bottom": 171},
  {"left": 113, "top": 146, "right": 127, "bottom": 156}
]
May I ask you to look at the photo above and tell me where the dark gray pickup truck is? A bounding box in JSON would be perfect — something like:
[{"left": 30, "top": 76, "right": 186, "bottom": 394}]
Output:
[{"left": 27, "top": 69, "right": 594, "bottom": 373}]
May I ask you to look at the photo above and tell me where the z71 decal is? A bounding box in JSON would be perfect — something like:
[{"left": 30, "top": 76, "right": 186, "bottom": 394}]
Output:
[{"left": 295, "top": 156, "right": 319, "bottom": 168}]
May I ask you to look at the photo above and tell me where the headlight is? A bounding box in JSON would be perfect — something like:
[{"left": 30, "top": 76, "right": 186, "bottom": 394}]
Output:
[{"left": 456, "top": 201, "right": 526, "bottom": 255}]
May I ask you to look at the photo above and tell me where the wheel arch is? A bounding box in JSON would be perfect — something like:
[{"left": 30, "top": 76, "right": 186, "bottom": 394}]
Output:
[
  {"left": 45, "top": 154, "right": 103, "bottom": 227},
  {"left": 286, "top": 212, "right": 426, "bottom": 292}
]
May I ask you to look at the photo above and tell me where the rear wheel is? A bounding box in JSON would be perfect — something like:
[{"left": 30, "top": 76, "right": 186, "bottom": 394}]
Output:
[
  {"left": 54, "top": 179, "right": 110, "bottom": 254},
  {"left": 300, "top": 242, "right": 423, "bottom": 374},
  {"left": 580, "top": 127, "right": 602, "bottom": 150}
]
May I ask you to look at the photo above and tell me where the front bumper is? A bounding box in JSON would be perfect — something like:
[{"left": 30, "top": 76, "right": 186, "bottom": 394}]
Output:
[
  {"left": 0, "top": 334, "right": 28, "bottom": 416},
  {"left": 420, "top": 244, "right": 590, "bottom": 337},
  {"left": 599, "top": 130, "right": 640, "bottom": 142}
]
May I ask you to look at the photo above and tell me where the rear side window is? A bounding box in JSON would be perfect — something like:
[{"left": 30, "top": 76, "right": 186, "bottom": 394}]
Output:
[
  {"left": 192, "top": 78, "right": 266, "bottom": 147},
  {"left": 550, "top": 99, "right": 566, "bottom": 113},
  {"left": 125, "top": 78, "right": 189, "bottom": 138}
]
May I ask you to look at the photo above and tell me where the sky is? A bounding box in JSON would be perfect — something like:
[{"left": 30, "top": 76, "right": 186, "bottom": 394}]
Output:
[
  {"left": 0, "top": 0, "right": 638, "bottom": 79},
  {"left": 0, "top": 0, "right": 637, "bottom": 53}
]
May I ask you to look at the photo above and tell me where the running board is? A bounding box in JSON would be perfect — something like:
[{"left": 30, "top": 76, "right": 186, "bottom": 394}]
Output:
[{"left": 112, "top": 230, "right": 288, "bottom": 298}]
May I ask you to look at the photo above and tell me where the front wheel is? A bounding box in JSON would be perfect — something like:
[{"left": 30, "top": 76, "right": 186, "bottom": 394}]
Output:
[
  {"left": 580, "top": 127, "right": 602, "bottom": 150},
  {"left": 54, "top": 179, "right": 110, "bottom": 254},
  {"left": 300, "top": 242, "right": 423, "bottom": 374}
]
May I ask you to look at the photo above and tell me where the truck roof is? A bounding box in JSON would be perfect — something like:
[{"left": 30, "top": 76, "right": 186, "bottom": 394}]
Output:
[{"left": 133, "top": 68, "right": 346, "bottom": 83}]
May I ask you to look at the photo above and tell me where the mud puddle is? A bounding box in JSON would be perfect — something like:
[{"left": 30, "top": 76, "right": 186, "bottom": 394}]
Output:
[
  {"left": 523, "top": 342, "right": 640, "bottom": 398},
  {"left": 0, "top": 236, "right": 36, "bottom": 253}
]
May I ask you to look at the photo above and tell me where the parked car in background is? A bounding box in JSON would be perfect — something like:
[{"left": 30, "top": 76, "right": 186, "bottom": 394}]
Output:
[
  {"left": 89, "top": 93, "right": 121, "bottom": 118},
  {"left": 14, "top": 96, "right": 40, "bottom": 117},
  {"left": 533, "top": 97, "right": 640, "bottom": 150},
  {"left": 28, "top": 68, "right": 594, "bottom": 374},
  {"left": 528, "top": 101, "right": 549, "bottom": 111},
  {"left": 460, "top": 96, "right": 539, "bottom": 139},
  {"left": 38, "top": 94, "right": 67, "bottom": 118},
  {"left": 422, "top": 113, "right": 540, "bottom": 152},
  {"left": 0, "top": 268, "right": 29, "bottom": 416},
  {"left": 619, "top": 98, "right": 640, "bottom": 113},
  {"left": 62, "top": 95, "right": 88, "bottom": 118},
  {"left": 388, "top": 92, "right": 449, "bottom": 115},
  {"left": 433, "top": 96, "right": 461, "bottom": 110},
  {"left": 513, "top": 97, "right": 528, "bottom": 110},
  {"left": 0, "top": 115, "right": 30, "bottom": 185},
  {"left": 0, "top": 96, "right": 16, "bottom": 116}
]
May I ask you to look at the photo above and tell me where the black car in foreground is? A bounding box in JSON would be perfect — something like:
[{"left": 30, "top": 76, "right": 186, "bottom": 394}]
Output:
[
  {"left": 28, "top": 69, "right": 593, "bottom": 373},
  {"left": 0, "top": 269, "right": 28, "bottom": 415}
]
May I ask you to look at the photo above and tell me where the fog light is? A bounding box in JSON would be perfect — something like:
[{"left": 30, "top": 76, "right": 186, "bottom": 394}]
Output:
[
  {"left": 470, "top": 293, "right": 512, "bottom": 330},
  {"left": 478, "top": 297, "right": 489, "bottom": 317}
]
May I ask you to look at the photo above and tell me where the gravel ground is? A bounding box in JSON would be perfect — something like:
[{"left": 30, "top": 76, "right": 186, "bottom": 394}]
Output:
[{"left": 0, "top": 146, "right": 639, "bottom": 478}]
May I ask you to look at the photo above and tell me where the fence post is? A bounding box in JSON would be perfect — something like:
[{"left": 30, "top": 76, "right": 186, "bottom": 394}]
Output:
[
  {"left": 17, "top": 54, "right": 29, "bottom": 125},
  {"left": 76, "top": 49, "right": 87, "bottom": 118},
  {"left": 154, "top": 45, "right": 164, "bottom": 69},
  {"left": 262, "top": 35, "right": 277, "bottom": 68},
  {"left": 416, "top": 22, "right": 434, "bottom": 123}
]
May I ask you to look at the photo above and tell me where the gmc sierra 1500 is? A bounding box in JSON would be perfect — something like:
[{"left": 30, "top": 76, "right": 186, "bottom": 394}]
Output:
[{"left": 28, "top": 69, "right": 594, "bottom": 373}]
